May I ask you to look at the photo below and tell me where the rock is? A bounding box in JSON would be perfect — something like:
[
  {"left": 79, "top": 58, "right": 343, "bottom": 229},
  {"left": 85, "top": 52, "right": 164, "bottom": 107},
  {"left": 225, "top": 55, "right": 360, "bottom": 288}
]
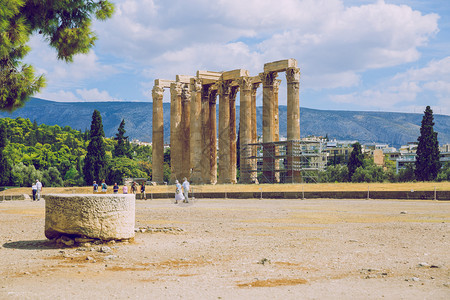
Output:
[
  {"left": 61, "top": 236, "right": 74, "bottom": 246},
  {"left": 400, "top": 211, "right": 407, "bottom": 214},
  {"left": 140, "top": 228, "right": 146, "bottom": 233},
  {"left": 418, "top": 262, "right": 430, "bottom": 267},
  {"left": 104, "top": 255, "right": 117, "bottom": 260},
  {"left": 75, "top": 237, "right": 95, "bottom": 243},
  {"left": 86, "top": 256, "right": 94, "bottom": 261},
  {"left": 412, "top": 277, "right": 420, "bottom": 282},
  {"left": 99, "top": 246, "right": 112, "bottom": 253},
  {"left": 45, "top": 194, "right": 135, "bottom": 241}
]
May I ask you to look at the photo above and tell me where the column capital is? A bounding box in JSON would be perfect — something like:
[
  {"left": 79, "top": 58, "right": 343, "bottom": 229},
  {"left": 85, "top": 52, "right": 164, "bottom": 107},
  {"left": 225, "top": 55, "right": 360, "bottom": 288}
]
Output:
[
  {"left": 259, "top": 71, "right": 278, "bottom": 87},
  {"left": 181, "top": 84, "right": 191, "bottom": 102},
  {"left": 230, "top": 86, "right": 239, "bottom": 101},
  {"left": 152, "top": 86, "right": 164, "bottom": 99},
  {"left": 190, "top": 77, "right": 202, "bottom": 93},
  {"left": 209, "top": 89, "right": 218, "bottom": 105},
  {"left": 237, "top": 76, "right": 252, "bottom": 91},
  {"left": 217, "top": 80, "right": 231, "bottom": 95},
  {"left": 286, "top": 67, "right": 300, "bottom": 83},
  {"left": 170, "top": 82, "right": 182, "bottom": 95}
]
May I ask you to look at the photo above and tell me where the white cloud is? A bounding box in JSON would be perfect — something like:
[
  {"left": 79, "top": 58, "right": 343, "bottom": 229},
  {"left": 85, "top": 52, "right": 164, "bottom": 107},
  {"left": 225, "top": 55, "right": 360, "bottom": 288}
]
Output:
[
  {"left": 76, "top": 88, "right": 119, "bottom": 101},
  {"left": 330, "top": 56, "right": 450, "bottom": 114},
  {"left": 36, "top": 88, "right": 117, "bottom": 102}
]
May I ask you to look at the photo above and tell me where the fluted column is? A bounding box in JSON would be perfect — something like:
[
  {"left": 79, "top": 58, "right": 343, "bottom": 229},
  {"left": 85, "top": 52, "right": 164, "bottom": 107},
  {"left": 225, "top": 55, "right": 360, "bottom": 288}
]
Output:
[
  {"left": 218, "top": 80, "right": 231, "bottom": 184},
  {"left": 190, "top": 78, "right": 203, "bottom": 184},
  {"left": 286, "top": 67, "right": 301, "bottom": 183},
  {"left": 181, "top": 84, "right": 191, "bottom": 180},
  {"left": 152, "top": 85, "right": 164, "bottom": 184},
  {"left": 273, "top": 79, "right": 281, "bottom": 183},
  {"left": 259, "top": 71, "right": 278, "bottom": 183},
  {"left": 208, "top": 88, "right": 218, "bottom": 184},
  {"left": 251, "top": 82, "right": 260, "bottom": 183},
  {"left": 229, "top": 86, "right": 238, "bottom": 184},
  {"left": 238, "top": 77, "right": 252, "bottom": 183},
  {"left": 170, "top": 82, "right": 182, "bottom": 183},
  {"left": 201, "top": 85, "right": 211, "bottom": 183}
]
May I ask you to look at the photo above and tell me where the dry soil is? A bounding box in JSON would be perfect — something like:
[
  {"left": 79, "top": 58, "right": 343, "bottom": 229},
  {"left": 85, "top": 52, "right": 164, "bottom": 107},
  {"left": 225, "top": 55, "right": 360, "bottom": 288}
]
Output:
[{"left": 0, "top": 197, "right": 449, "bottom": 299}]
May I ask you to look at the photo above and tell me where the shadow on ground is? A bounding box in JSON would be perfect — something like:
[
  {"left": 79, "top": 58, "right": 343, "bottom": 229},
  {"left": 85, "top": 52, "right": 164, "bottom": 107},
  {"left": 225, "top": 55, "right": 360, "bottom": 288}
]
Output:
[{"left": 3, "top": 240, "right": 60, "bottom": 250}]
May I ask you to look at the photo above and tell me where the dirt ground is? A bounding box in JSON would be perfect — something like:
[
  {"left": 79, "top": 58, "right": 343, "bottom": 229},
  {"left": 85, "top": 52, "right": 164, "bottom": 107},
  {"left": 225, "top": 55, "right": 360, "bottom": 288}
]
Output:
[{"left": 0, "top": 197, "right": 449, "bottom": 299}]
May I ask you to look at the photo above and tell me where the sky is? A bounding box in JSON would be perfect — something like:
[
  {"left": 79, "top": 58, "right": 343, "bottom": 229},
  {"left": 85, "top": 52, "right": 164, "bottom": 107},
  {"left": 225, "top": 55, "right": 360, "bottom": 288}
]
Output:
[{"left": 25, "top": 0, "right": 450, "bottom": 115}]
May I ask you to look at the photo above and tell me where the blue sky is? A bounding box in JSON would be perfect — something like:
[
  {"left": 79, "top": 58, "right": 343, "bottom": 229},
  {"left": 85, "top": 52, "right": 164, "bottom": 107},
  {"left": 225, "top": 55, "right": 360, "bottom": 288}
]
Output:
[{"left": 25, "top": 0, "right": 450, "bottom": 115}]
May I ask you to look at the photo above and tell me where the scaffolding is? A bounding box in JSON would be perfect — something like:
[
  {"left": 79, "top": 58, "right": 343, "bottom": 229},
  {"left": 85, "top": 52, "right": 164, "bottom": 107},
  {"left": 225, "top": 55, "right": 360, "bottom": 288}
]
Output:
[{"left": 240, "top": 140, "right": 327, "bottom": 183}]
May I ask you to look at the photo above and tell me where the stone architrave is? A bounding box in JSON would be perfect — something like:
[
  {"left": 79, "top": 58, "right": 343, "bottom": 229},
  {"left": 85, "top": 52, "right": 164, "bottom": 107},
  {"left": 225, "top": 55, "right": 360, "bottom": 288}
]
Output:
[
  {"left": 259, "top": 71, "right": 278, "bottom": 183},
  {"left": 45, "top": 194, "right": 135, "bottom": 241},
  {"left": 208, "top": 88, "right": 218, "bottom": 184},
  {"left": 170, "top": 82, "right": 182, "bottom": 183},
  {"left": 286, "top": 67, "right": 301, "bottom": 183},
  {"left": 152, "top": 85, "right": 164, "bottom": 184},
  {"left": 190, "top": 78, "right": 203, "bottom": 184},
  {"left": 229, "top": 85, "right": 239, "bottom": 184},
  {"left": 218, "top": 80, "right": 231, "bottom": 184},
  {"left": 181, "top": 84, "right": 191, "bottom": 180}
]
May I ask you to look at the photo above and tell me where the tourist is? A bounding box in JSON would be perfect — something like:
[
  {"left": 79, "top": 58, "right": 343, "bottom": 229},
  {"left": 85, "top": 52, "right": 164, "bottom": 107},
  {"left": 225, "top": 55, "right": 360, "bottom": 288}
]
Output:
[
  {"left": 36, "top": 179, "right": 42, "bottom": 201},
  {"left": 131, "top": 182, "right": 137, "bottom": 194},
  {"left": 174, "top": 180, "right": 184, "bottom": 204},
  {"left": 182, "top": 177, "right": 190, "bottom": 203},
  {"left": 101, "top": 180, "right": 107, "bottom": 192},
  {"left": 113, "top": 183, "right": 119, "bottom": 194},
  {"left": 93, "top": 181, "right": 98, "bottom": 193},
  {"left": 32, "top": 182, "right": 37, "bottom": 201},
  {"left": 123, "top": 185, "right": 128, "bottom": 194},
  {"left": 140, "top": 182, "right": 146, "bottom": 198}
]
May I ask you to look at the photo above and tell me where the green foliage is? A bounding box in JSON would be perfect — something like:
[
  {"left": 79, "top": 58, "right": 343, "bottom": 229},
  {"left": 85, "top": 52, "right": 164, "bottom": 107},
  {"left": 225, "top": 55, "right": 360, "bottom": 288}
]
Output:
[
  {"left": 347, "top": 142, "right": 364, "bottom": 180},
  {"left": 42, "top": 166, "right": 63, "bottom": 187},
  {"left": 436, "top": 162, "right": 450, "bottom": 182},
  {"left": 319, "top": 164, "right": 349, "bottom": 183},
  {"left": 10, "top": 162, "right": 42, "bottom": 186},
  {"left": 415, "top": 106, "right": 441, "bottom": 181},
  {"left": 0, "top": 0, "right": 114, "bottom": 111},
  {"left": 398, "top": 164, "right": 416, "bottom": 182},
  {"left": 113, "top": 119, "right": 131, "bottom": 158},
  {"left": 83, "top": 110, "right": 107, "bottom": 185},
  {"left": 106, "top": 157, "right": 147, "bottom": 184},
  {"left": 0, "top": 123, "right": 11, "bottom": 184}
]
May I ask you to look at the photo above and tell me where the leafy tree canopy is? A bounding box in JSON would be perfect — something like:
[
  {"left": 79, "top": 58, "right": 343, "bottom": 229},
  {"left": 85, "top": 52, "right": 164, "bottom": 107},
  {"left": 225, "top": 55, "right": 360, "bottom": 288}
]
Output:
[{"left": 0, "top": 0, "right": 114, "bottom": 111}]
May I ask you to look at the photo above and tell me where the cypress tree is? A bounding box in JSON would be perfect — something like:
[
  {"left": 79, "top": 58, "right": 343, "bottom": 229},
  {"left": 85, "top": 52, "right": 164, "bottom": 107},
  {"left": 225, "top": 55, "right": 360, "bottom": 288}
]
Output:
[
  {"left": 83, "top": 110, "right": 107, "bottom": 185},
  {"left": 113, "top": 119, "right": 131, "bottom": 158},
  {"left": 347, "top": 142, "right": 364, "bottom": 181},
  {"left": 415, "top": 106, "right": 441, "bottom": 181}
]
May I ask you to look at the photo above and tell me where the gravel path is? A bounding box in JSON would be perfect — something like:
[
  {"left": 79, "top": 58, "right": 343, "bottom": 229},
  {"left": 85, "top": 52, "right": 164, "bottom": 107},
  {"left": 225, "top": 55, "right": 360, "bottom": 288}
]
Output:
[{"left": 0, "top": 198, "right": 449, "bottom": 299}]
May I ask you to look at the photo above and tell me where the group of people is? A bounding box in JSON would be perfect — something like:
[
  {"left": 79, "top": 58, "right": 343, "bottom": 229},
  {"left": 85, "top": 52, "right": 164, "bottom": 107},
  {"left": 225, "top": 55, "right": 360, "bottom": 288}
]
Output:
[
  {"left": 175, "top": 177, "right": 190, "bottom": 204},
  {"left": 31, "top": 179, "right": 42, "bottom": 201},
  {"left": 93, "top": 180, "right": 145, "bottom": 195}
]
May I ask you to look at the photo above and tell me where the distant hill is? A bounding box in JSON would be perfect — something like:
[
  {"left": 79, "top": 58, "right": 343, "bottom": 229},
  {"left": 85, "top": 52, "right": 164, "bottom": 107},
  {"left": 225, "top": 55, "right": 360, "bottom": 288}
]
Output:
[{"left": 1, "top": 98, "right": 449, "bottom": 149}]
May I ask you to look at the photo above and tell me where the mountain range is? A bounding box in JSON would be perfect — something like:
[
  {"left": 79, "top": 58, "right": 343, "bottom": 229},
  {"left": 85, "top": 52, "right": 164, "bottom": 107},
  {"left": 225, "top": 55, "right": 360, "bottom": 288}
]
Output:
[{"left": 1, "top": 98, "right": 449, "bottom": 149}]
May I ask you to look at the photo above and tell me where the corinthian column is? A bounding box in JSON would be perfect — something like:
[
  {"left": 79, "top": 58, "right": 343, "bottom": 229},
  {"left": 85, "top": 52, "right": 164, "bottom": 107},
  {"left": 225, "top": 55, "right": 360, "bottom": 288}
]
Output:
[
  {"left": 217, "top": 80, "right": 231, "bottom": 184},
  {"left": 190, "top": 78, "right": 203, "bottom": 184},
  {"left": 152, "top": 85, "right": 164, "bottom": 184},
  {"left": 238, "top": 77, "right": 252, "bottom": 183},
  {"left": 208, "top": 88, "right": 218, "bottom": 184},
  {"left": 259, "top": 71, "right": 278, "bottom": 183},
  {"left": 181, "top": 84, "right": 191, "bottom": 180},
  {"left": 273, "top": 79, "right": 281, "bottom": 183},
  {"left": 251, "top": 82, "right": 260, "bottom": 183},
  {"left": 229, "top": 86, "right": 238, "bottom": 184},
  {"left": 201, "top": 85, "right": 211, "bottom": 183},
  {"left": 286, "top": 67, "right": 301, "bottom": 183},
  {"left": 170, "top": 82, "right": 182, "bottom": 184}
]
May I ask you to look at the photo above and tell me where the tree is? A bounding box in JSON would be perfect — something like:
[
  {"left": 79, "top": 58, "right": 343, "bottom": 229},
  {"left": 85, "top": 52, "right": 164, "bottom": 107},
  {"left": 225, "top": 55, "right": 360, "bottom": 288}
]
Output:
[
  {"left": 83, "top": 110, "right": 107, "bottom": 185},
  {"left": 347, "top": 142, "right": 364, "bottom": 181},
  {"left": 415, "top": 106, "right": 441, "bottom": 181},
  {"left": 113, "top": 119, "right": 131, "bottom": 158},
  {"left": 0, "top": 123, "right": 11, "bottom": 185},
  {"left": 1, "top": 0, "right": 114, "bottom": 111}
]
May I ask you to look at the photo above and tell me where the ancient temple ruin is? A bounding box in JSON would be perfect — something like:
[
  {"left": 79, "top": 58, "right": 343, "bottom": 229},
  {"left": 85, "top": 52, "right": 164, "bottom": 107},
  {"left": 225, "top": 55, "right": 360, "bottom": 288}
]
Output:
[{"left": 151, "top": 59, "right": 301, "bottom": 184}]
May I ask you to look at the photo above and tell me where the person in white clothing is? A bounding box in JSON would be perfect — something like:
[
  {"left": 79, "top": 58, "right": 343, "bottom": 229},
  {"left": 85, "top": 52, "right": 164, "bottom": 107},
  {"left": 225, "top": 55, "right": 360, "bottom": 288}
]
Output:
[
  {"left": 182, "top": 177, "right": 190, "bottom": 203},
  {"left": 36, "top": 179, "right": 43, "bottom": 201},
  {"left": 174, "top": 180, "right": 184, "bottom": 204}
]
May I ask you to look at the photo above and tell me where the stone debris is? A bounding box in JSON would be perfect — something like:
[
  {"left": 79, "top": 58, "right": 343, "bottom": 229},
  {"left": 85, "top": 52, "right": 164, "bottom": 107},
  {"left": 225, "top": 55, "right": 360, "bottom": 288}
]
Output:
[
  {"left": 75, "top": 237, "right": 95, "bottom": 243},
  {"left": 60, "top": 236, "right": 74, "bottom": 246},
  {"left": 418, "top": 262, "right": 430, "bottom": 267},
  {"left": 135, "top": 226, "right": 184, "bottom": 234},
  {"left": 400, "top": 211, "right": 408, "bottom": 214},
  {"left": 99, "top": 246, "right": 112, "bottom": 253},
  {"left": 360, "top": 268, "right": 389, "bottom": 279},
  {"left": 52, "top": 235, "right": 130, "bottom": 248}
]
